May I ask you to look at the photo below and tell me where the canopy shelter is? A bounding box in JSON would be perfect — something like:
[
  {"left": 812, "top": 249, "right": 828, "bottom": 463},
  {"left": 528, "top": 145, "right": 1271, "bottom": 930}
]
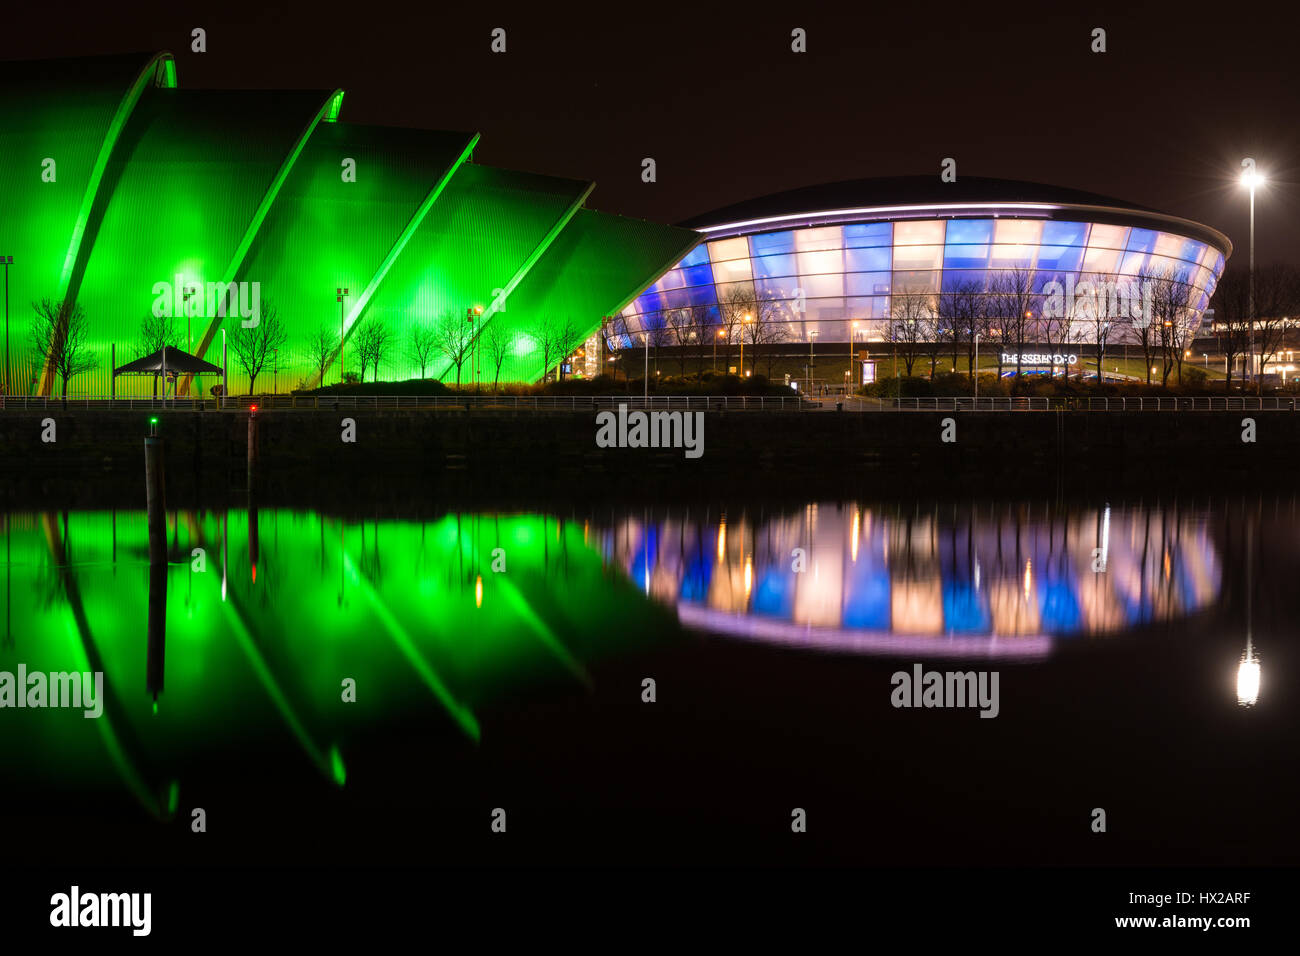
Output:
[{"left": 113, "top": 346, "right": 223, "bottom": 399}]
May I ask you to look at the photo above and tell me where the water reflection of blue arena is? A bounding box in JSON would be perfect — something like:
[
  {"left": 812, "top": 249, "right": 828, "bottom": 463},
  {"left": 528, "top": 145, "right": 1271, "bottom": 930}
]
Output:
[{"left": 602, "top": 504, "right": 1220, "bottom": 659}]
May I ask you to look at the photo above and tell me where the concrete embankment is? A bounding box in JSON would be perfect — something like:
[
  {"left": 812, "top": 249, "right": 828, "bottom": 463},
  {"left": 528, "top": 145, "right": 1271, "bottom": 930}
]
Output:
[{"left": 0, "top": 407, "right": 1291, "bottom": 508}]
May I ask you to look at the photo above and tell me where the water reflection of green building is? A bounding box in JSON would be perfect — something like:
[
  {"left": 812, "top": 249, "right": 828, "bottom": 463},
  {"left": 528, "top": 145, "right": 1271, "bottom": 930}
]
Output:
[{"left": 1, "top": 510, "right": 670, "bottom": 818}]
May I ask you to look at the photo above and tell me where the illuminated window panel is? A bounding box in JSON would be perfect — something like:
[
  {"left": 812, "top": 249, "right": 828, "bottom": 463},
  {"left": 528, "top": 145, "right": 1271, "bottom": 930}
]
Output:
[
  {"left": 750, "top": 230, "right": 796, "bottom": 256},
  {"left": 755, "top": 276, "right": 801, "bottom": 300},
  {"left": 1035, "top": 244, "right": 1085, "bottom": 272},
  {"left": 712, "top": 254, "right": 753, "bottom": 285},
  {"left": 1041, "top": 220, "right": 1090, "bottom": 247},
  {"left": 943, "top": 244, "right": 990, "bottom": 269},
  {"left": 681, "top": 262, "right": 714, "bottom": 288},
  {"left": 805, "top": 297, "right": 848, "bottom": 322},
  {"left": 846, "top": 272, "right": 892, "bottom": 296},
  {"left": 893, "top": 219, "right": 945, "bottom": 245},
  {"left": 844, "top": 221, "right": 893, "bottom": 247},
  {"left": 1082, "top": 244, "right": 1122, "bottom": 273},
  {"left": 1088, "top": 223, "right": 1129, "bottom": 250},
  {"left": 680, "top": 243, "right": 710, "bottom": 267},
  {"left": 989, "top": 219, "right": 1041, "bottom": 268},
  {"left": 892, "top": 244, "right": 943, "bottom": 270},
  {"left": 798, "top": 247, "right": 844, "bottom": 276},
  {"left": 846, "top": 295, "right": 891, "bottom": 318},
  {"left": 652, "top": 268, "right": 687, "bottom": 291},
  {"left": 794, "top": 225, "right": 846, "bottom": 253},
  {"left": 1117, "top": 249, "right": 1149, "bottom": 276},
  {"left": 707, "top": 236, "right": 750, "bottom": 263},
  {"left": 845, "top": 245, "right": 891, "bottom": 272},
  {"left": 893, "top": 270, "right": 940, "bottom": 295},
  {"left": 752, "top": 252, "right": 798, "bottom": 279},
  {"left": 945, "top": 219, "right": 995, "bottom": 244},
  {"left": 715, "top": 279, "right": 756, "bottom": 303},
  {"left": 801, "top": 272, "right": 845, "bottom": 299},
  {"left": 942, "top": 269, "right": 989, "bottom": 293},
  {"left": 1125, "top": 227, "right": 1159, "bottom": 253}
]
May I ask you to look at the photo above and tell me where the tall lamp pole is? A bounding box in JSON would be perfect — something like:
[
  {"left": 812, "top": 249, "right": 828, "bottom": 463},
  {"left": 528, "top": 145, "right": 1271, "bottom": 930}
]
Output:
[
  {"left": 974, "top": 332, "right": 981, "bottom": 401},
  {"left": 467, "top": 305, "right": 483, "bottom": 390},
  {"left": 1241, "top": 160, "right": 1264, "bottom": 387},
  {"left": 849, "top": 321, "right": 858, "bottom": 393},
  {"left": 336, "top": 287, "right": 350, "bottom": 383}
]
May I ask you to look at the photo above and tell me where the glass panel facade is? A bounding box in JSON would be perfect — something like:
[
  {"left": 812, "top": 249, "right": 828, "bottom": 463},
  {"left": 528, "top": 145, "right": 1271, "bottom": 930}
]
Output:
[{"left": 622, "top": 215, "right": 1228, "bottom": 348}]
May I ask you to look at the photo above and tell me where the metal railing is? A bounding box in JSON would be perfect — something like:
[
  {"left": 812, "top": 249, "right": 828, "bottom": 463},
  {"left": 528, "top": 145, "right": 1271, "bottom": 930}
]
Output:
[
  {"left": 2, "top": 394, "right": 1297, "bottom": 413},
  {"left": 864, "top": 396, "right": 1300, "bottom": 412},
  {"left": 0, "top": 394, "right": 809, "bottom": 412}
]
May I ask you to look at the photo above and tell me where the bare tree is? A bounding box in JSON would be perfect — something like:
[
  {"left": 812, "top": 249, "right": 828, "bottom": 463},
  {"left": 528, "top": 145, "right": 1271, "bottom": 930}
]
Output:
[
  {"left": 888, "top": 294, "right": 929, "bottom": 376},
  {"left": 1252, "top": 263, "right": 1300, "bottom": 390},
  {"left": 227, "top": 303, "right": 288, "bottom": 395},
  {"left": 738, "top": 292, "right": 786, "bottom": 377},
  {"left": 406, "top": 322, "right": 439, "bottom": 379},
  {"left": 353, "top": 320, "right": 392, "bottom": 383},
  {"left": 439, "top": 310, "right": 475, "bottom": 386},
  {"left": 989, "top": 267, "right": 1037, "bottom": 379},
  {"left": 136, "top": 312, "right": 178, "bottom": 397},
  {"left": 1210, "top": 267, "right": 1250, "bottom": 392},
  {"left": 31, "top": 298, "right": 98, "bottom": 403},
  {"left": 599, "top": 313, "right": 630, "bottom": 381},
  {"left": 717, "top": 285, "right": 756, "bottom": 373},
  {"left": 306, "top": 323, "right": 339, "bottom": 386},
  {"left": 483, "top": 319, "right": 511, "bottom": 392},
  {"left": 556, "top": 318, "right": 586, "bottom": 381},
  {"left": 921, "top": 299, "right": 946, "bottom": 378},
  {"left": 1073, "top": 275, "right": 1118, "bottom": 384},
  {"left": 681, "top": 304, "right": 713, "bottom": 375}
]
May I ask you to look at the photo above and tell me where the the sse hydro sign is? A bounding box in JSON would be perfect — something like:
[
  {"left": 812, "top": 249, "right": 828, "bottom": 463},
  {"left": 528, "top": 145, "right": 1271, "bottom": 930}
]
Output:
[{"left": 1000, "top": 353, "right": 1078, "bottom": 366}]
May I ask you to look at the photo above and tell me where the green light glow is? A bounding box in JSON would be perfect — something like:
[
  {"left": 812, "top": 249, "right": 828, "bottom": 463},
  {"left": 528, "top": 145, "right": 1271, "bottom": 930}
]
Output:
[
  {"left": 2, "top": 508, "right": 670, "bottom": 814},
  {"left": 325, "top": 90, "right": 344, "bottom": 123}
]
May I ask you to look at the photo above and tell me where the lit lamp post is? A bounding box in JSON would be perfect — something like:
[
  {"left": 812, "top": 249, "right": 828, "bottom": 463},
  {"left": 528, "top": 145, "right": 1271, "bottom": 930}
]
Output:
[
  {"left": 739, "top": 313, "right": 752, "bottom": 376},
  {"left": 467, "top": 304, "right": 483, "bottom": 389},
  {"left": 849, "top": 321, "right": 858, "bottom": 394},
  {"left": 974, "top": 332, "right": 981, "bottom": 401},
  {"left": 809, "top": 329, "right": 818, "bottom": 393},
  {"left": 1241, "top": 160, "right": 1264, "bottom": 387},
  {"left": 336, "top": 287, "right": 350, "bottom": 383},
  {"left": 714, "top": 328, "right": 723, "bottom": 372}
]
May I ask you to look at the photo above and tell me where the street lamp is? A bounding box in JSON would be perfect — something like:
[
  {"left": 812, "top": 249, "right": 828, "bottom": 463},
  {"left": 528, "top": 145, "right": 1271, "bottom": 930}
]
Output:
[
  {"left": 739, "top": 313, "right": 752, "bottom": 377},
  {"left": 467, "top": 305, "right": 483, "bottom": 389},
  {"left": 809, "top": 329, "right": 818, "bottom": 394},
  {"left": 1241, "top": 160, "right": 1265, "bottom": 387},
  {"left": 849, "top": 321, "right": 858, "bottom": 394},
  {"left": 714, "top": 328, "right": 723, "bottom": 372},
  {"left": 974, "top": 332, "right": 981, "bottom": 401},
  {"left": 336, "top": 287, "right": 350, "bottom": 383}
]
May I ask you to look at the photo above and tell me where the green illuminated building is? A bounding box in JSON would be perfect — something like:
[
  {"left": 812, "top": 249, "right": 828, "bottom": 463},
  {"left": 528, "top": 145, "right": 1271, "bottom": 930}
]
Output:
[{"left": 0, "top": 52, "right": 699, "bottom": 396}]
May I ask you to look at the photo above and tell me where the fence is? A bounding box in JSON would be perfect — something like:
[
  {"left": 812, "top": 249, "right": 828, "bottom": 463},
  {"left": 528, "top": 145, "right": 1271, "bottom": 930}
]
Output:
[{"left": 2, "top": 394, "right": 1297, "bottom": 413}]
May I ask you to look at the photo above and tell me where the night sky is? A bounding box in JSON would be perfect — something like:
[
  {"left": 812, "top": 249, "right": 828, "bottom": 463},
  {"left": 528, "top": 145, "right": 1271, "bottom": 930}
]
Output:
[{"left": 3, "top": 1, "right": 1295, "bottom": 265}]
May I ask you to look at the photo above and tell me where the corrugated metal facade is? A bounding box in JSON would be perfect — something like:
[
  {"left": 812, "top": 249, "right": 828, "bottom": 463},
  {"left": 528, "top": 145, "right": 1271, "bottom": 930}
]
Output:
[{"left": 0, "top": 53, "right": 699, "bottom": 397}]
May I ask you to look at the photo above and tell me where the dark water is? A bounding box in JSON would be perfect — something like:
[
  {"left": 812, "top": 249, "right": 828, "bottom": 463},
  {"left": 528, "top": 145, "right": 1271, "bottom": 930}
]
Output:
[{"left": 0, "top": 499, "right": 1294, "bottom": 866}]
